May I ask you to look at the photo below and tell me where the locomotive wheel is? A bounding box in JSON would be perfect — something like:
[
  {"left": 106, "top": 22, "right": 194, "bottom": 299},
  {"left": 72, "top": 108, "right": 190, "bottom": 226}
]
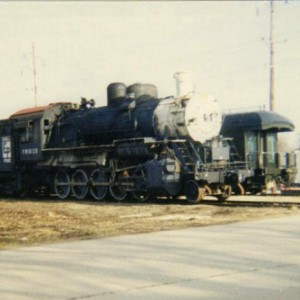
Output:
[
  {"left": 54, "top": 170, "right": 71, "bottom": 199},
  {"left": 71, "top": 169, "right": 89, "bottom": 200},
  {"left": 184, "top": 180, "right": 205, "bottom": 204},
  {"left": 89, "top": 169, "right": 108, "bottom": 201},
  {"left": 109, "top": 173, "right": 127, "bottom": 201},
  {"left": 216, "top": 185, "right": 232, "bottom": 202}
]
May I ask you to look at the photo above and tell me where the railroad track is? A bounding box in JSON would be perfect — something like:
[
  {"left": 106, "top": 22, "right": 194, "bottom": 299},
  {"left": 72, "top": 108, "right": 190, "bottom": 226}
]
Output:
[
  {"left": 1, "top": 194, "right": 300, "bottom": 209},
  {"left": 195, "top": 193, "right": 300, "bottom": 208},
  {"left": 207, "top": 199, "right": 300, "bottom": 208},
  {"left": 141, "top": 195, "right": 300, "bottom": 208}
]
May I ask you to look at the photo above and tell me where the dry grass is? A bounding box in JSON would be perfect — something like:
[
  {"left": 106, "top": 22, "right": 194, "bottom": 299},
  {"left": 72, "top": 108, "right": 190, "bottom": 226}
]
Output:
[{"left": 0, "top": 196, "right": 299, "bottom": 249}]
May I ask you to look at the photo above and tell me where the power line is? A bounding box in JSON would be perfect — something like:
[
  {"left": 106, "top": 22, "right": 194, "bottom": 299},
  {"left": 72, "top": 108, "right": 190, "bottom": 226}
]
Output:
[
  {"left": 269, "top": 0, "right": 275, "bottom": 111},
  {"left": 31, "top": 42, "right": 38, "bottom": 107}
]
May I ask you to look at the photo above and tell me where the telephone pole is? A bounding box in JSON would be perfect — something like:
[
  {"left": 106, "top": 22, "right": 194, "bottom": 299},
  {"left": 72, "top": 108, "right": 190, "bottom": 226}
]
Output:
[
  {"left": 32, "top": 42, "right": 38, "bottom": 107},
  {"left": 269, "top": 0, "right": 275, "bottom": 111}
]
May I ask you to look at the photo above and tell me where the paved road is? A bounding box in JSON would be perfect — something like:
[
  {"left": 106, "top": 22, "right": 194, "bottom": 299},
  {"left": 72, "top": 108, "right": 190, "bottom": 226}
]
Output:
[{"left": 0, "top": 216, "right": 299, "bottom": 300}]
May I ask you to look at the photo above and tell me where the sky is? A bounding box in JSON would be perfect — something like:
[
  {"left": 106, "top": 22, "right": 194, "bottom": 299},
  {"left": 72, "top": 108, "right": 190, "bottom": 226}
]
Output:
[{"left": 0, "top": 1, "right": 299, "bottom": 135}]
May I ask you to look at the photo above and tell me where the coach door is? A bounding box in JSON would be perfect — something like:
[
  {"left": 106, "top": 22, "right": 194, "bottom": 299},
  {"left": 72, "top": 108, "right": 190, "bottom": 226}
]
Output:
[{"left": 263, "top": 132, "right": 277, "bottom": 169}]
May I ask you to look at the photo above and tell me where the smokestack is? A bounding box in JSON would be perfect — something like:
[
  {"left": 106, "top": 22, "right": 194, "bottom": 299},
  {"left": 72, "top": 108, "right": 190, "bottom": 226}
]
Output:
[{"left": 173, "top": 72, "right": 195, "bottom": 97}]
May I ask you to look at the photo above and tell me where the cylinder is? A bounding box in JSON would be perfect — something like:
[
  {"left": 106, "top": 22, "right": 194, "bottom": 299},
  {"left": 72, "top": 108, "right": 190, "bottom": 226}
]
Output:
[
  {"left": 173, "top": 72, "right": 195, "bottom": 97},
  {"left": 107, "top": 83, "right": 127, "bottom": 105}
]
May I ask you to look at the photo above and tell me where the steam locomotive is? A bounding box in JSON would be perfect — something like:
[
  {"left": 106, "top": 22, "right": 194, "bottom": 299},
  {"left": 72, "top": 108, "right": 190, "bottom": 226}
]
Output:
[{"left": 0, "top": 73, "right": 234, "bottom": 203}]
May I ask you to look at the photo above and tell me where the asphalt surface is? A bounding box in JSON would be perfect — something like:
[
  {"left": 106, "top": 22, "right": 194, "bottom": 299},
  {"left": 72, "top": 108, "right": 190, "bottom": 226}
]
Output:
[{"left": 0, "top": 215, "right": 299, "bottom": 300}]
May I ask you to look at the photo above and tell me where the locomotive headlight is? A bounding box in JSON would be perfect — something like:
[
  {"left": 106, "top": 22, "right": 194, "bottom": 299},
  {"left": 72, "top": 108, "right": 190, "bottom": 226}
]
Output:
[{"left": 185, "top": 93, "right": 222, "bottom": 143}]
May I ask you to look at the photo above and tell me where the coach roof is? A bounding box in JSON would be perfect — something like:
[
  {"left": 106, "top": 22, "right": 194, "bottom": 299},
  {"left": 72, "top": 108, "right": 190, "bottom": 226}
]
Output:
[{"left": 220, "top": 110, "right": 294, "bottom": 134}]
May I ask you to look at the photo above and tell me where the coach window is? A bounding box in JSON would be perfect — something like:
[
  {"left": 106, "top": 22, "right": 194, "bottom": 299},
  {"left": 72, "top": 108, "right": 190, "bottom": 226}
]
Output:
[
  {"left": 245, "top": 131, "right": 258, "bottom": 168},
  {"left": 265, "top": 132, "right": 276, "bottom": 168}
]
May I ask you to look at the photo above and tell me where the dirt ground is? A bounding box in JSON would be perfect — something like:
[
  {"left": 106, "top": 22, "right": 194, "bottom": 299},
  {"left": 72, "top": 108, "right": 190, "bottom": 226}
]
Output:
[{"left": 0, "top": 195, "right": 299, "bottom": 250}]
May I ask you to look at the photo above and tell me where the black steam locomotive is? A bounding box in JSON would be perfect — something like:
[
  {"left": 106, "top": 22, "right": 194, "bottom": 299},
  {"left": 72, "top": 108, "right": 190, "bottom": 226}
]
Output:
[{"left": 0, "top": 75, "right": 236, "bottom": 203}]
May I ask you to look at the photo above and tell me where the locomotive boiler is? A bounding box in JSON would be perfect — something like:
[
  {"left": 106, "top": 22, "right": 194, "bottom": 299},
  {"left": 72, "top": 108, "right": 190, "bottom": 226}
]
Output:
[
  {"left": 49, "top": 80, "right": 221, "bottom": 148},
  {"left": 0, "top": 73, "right": 232, "bottom": 202}
]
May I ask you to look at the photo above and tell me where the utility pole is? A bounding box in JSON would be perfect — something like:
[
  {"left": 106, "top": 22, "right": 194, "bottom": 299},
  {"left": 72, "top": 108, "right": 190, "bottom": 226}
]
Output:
[
  {"left": 32, "top": 42, "right": 38, "bottom": 107},
  {"left": 269, "top": 0, "right": 275, "bottom": 111}
]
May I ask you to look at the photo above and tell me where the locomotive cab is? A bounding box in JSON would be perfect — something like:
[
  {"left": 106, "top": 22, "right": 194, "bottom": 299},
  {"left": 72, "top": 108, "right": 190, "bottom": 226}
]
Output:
[{"left": 10, "top": 102, "right": 77, "bottom": 163}]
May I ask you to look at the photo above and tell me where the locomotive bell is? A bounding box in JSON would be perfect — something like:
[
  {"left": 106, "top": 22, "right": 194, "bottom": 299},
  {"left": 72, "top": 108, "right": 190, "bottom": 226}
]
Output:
[{"left": 174, "top": 72, "right": 195, "bottom": 97}]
